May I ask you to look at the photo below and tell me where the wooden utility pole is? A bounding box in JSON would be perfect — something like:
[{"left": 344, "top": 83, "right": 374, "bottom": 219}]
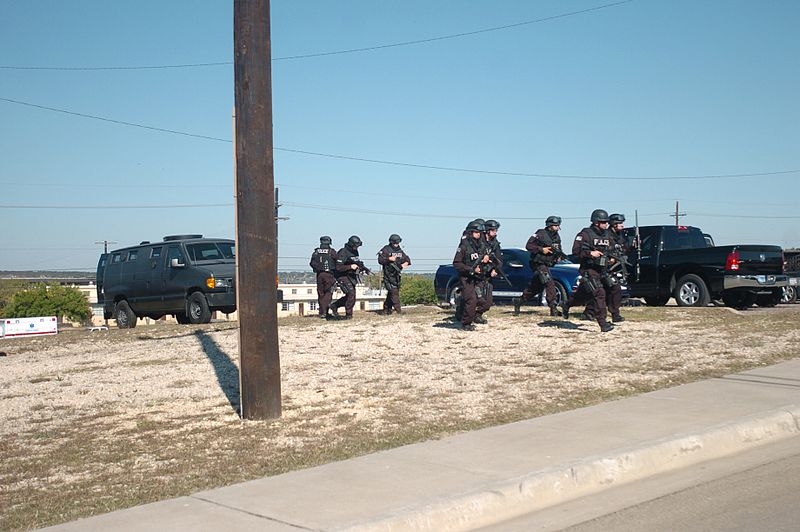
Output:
[
  {"left": 674, "top": 201, "right": 686, "bottom": 226},
  {"left": 233, "top": 0, "right": 281, "bottom": 420}
]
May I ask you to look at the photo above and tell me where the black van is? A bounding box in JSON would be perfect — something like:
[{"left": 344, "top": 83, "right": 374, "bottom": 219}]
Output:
[{"left": 97, "top": 235, "right": 236, "bottom": 328}]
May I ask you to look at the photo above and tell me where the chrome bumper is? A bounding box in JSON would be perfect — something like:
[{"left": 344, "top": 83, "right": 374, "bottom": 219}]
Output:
[{"left": 724, "top": 274, "right": 789, "bottom": 290}]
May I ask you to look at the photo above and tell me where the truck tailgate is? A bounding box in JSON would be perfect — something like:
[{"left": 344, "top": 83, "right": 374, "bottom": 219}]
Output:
[{"left": 732, "top": 246, "right": 784, "bottom": 275}]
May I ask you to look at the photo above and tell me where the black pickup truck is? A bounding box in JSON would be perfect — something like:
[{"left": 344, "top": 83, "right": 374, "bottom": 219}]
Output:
[{"left": 621, "top": 225, "right": 788, "bottom": 309}]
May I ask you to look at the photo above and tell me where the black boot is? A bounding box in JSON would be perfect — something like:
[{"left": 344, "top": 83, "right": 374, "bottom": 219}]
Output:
[
  {"left": 600, "top": 322, "right": 614, "bottom": 332},
  {"left": 512, "top": 297, "right": 522, "bottom": 316},
  {"left": 549, "top": 306, "right": 559, "bottom": 317},
  {"left": 612, "top": 314, "right": 625, "bottom": 323},
  {"left": 561, "top": 302, "right": 570, "bottom": 320},
  {"left": 474, "top": 314, "right": 487, "bottom": 324}
]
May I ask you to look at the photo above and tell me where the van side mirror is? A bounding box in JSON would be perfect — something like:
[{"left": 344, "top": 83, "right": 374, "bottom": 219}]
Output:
[{"left": 170, "top": 258, "right": 185, "bottom": 268}]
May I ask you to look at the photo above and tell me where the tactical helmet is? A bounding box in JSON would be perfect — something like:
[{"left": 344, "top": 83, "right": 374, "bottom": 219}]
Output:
[
  {"left": 466, "top": 218, "right": 486, "bottom": 230},
  {"left": 319, "top": 235, "right": 332, "bottom": 245},
  {"left": 484, "top": 220, "right": 500, "bottom": 230},
  {"left": 590, "top": 209, "right": 610, "bottom": 223},
  {"left": 609, "top": 213, "right": 626, "bottom": 224},
  {"left": 545, "top": 215, "right": 562, "bottom": 226},
  {"left": 347, "top": 235, "right": 362, "bottom": 247},
  {"left": 389, "top": 234, "right": 402, "bottom": 244},
  {"left": 466, "top": 220, "right": 485, "bottom": 232}
]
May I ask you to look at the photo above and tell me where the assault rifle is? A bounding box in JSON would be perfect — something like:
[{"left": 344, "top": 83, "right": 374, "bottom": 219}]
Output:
[{"left": 486, "top": 249, "right": 513, "bottom": 286}]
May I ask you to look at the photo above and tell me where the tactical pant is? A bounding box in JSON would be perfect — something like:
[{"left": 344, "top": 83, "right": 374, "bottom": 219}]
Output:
[
  {"left": 332, "top": 276, "right": 357, "bottom": 316},
  {"left": 383, "top": 287, "right": 401, "bottom": 313},
  {"left": 607, "top": 283, "right": 623, "bottom": 318},
  {"left": 316, "top": 272, "right": 337, "bottom": 316},
  {"left": 581, "top": 269, "right": 609, "bottom": 326},
  {"left": 521, "top": 264, "right": 557, "bottom": 309},
  {"left": 460, "top": 277, "right": 490, "bottom": 326}
]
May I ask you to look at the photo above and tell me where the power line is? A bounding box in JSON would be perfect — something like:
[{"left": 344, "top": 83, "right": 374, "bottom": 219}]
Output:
[
  {"left": 2, "top": 96, "right": 798, "bottom": 181},
  {"left": 0, "top": 203, "right": 232, "bottom": 209},
  {"left": 0, "top": 1, "right": 634, "bottom": 70}
]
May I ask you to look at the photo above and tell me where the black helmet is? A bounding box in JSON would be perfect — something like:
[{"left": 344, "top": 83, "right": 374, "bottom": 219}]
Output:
[
  {"left": 609, "top": 213, "right": 625, "bottom": 224},
  {"left": 389, "top": 234, "right": 402, "bottom": 244},
  {"left": 484, "top": 220, "right": 500, "bottom": 230},
  {"left": 466, "top": 218, "right": 486, "bottom": 230},
  {"left": 347, "top": 235, "right": 362, "bottom": 247},
  {"left": 466, "top": 220, "right": 485, "bottom": 232},
  {"left": 545, "top": 215, "right": 562, "bottom": 226},
  {"left": 319, "top": 235, "right": 332, "bottom": 245},
  {"left": 590, "top": 209, "right": 610, "bottom": 223}
]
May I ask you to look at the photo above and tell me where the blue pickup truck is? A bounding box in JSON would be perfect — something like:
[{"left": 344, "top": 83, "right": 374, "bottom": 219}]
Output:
[{"left": 434, "top": 248, "right": 581, "bottom": 307}]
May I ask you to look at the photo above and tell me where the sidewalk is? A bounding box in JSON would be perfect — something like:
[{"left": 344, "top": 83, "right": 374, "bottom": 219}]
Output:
[{"left": 44, "top": 359, "right": 800, "bottom": 531}]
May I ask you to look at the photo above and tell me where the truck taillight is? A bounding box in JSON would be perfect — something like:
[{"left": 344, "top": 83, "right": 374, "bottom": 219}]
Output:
[{"left": 725, "top": 250, "right": 740, "bottom": 271}]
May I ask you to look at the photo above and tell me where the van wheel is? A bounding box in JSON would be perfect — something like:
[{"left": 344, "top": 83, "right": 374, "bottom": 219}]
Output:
[
  {"left": 781, "top": 286, "right": 797, "bottom": 304},
  {"left": 114, "top": 301, "right": 137, "bottom": 329},
  {"left": 176, "top": 313, "right": 190, "bottom": 324},
  {"left": 674, "top": 274, "right": 710, "bottom": 307},
  {"left": 187, "top": 293, "right": 211, "bottom": 324}
]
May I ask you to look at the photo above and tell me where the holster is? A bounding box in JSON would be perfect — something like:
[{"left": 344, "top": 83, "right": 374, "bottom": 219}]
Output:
[
  {"left": 581, "top": 273, "right": 602, "bottom": 293},
  {"left": 537, "top": 267, "right": 552, "bottom": 285}
]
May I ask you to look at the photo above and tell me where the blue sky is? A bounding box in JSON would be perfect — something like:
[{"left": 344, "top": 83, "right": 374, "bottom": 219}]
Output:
[{"left": 1, "top": 0, "right": 798, "bottom": 273}]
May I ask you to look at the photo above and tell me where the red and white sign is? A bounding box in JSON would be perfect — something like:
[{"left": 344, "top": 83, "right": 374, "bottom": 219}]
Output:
[{"left": 1, "top": 317, "right": 58, "bottom": 338}]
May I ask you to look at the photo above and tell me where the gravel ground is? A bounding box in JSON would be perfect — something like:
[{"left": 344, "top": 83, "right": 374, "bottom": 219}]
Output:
[{"left": 1, "top": 303, "right": 799, "bottom": 529}]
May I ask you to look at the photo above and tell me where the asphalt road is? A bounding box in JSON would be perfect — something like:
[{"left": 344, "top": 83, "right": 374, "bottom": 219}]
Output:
[{"left": 481, "top": 435, "right": 800, "bottom": 532}]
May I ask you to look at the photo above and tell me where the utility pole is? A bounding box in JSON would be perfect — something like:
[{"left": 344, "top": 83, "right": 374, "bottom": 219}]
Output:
[
  {"left": 94, "top": 240, "right": 117, "bottom": 254},
  {"left": 674, "top": 201, "right": 687, "bottom": 226},
  {"left": 234, "top": 0, "right": 281, "bottom": 420}
]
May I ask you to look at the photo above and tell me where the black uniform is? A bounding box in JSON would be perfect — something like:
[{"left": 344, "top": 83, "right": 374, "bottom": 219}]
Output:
[
  {"left": 332, "top": 244, "right": 365, "bottom": 318},
  {"left": 521, "top": 228, "right": 563, "bottom": 314},
  {"left": 377, "top": 244, "right": 411, "bottom": 314},
  {"left": 309, "top": 244, "right": 338, "bottom": 317},
  {"left": 453, "top": 234, "right": 491, "bottom": 328},
  {"left": 567, "top": 225, "right": 614, "bottom": 329},
  {"left": 483, "top": 234, "right": 503, "bottom": 313},
  {"left": 607, "top": 229, "right": 630, "bottom": 320}
]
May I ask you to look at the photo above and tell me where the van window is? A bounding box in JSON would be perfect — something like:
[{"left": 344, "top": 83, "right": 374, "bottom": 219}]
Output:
[
  {"left": 128, "top": 249, "right": 138, "bottom": 261},
  {"left": 166, "top": 245, "right": 185, "bottom": 265},
  {"left": 217, "top": 242, "right": 235, "bottom": 259},
  {"left": 187, "top": 243, "right": 225, "bottom": 261},
  {"left": 150, "top": 247, "right": 162, "bottom": 258},
  {"left": 112, "top": 253, "right": 122, "bottom": 264}
]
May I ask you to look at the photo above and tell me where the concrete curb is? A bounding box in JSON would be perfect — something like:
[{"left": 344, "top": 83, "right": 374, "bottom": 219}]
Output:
[{"left": 339, "top": 404, "right": 800, "bottom": 532}]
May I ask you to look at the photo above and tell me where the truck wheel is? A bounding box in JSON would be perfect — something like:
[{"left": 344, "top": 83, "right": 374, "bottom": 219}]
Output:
[
  {"left": 644, "top": 296, "right": 669, "bottom": 306},
  {"left": 114, "top": 301, "right": 137, "bottom": 329},
  {"left": 780, "top": 286, "right": 797, "bottom": 304},
  {"left": 756, "top": 290, "right": 781, "bottom": 308},
  {"left": 722, "top": 291, "right": 756, "bottom": 310},
  {"left": 674, "top": 274, "right": 710, "bottom": 307},
  {"left": 187, "top": 292, "right": 211, "bottom": 324}
]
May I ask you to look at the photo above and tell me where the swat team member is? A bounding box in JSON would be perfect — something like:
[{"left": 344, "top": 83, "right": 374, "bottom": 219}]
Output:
[
  {"left": 562, "top": 209, "right": 615, "bottom": 332},
  {"left": 309, "top": 236, "right": 338, "bottom": 318},
  {"left": 331, "top": 235, "right": 369, "bottom": 320},
  {"left": 453, "top": 220, "right": 493, "bottom": 331},
  {"left": 455, "top": 218, "right": 487, "bottom": 321},
  {"left": 514, "top": 216, "right": 565, "bottom": 317},
  {"left": 481, "top": 220, "right": 503, "bottom": 319},
  {"left": 377, "top": 234, "right": 411, "bottom": 315},
  {"left": 607, "top": 213, "right": 630, "bottom": 323}
]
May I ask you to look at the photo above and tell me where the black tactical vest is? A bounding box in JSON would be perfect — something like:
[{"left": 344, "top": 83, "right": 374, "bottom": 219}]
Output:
[{"left": 314, "top": 247, "right": 334, "bottom": 272}]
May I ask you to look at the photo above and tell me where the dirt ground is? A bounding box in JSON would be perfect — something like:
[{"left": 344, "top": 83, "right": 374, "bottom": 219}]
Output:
[{"left": 1, "top": 303, "right": 799, "bottom": 530}]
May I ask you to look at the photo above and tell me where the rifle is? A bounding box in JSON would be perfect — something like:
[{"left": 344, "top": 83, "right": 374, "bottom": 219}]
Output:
[{"left": 486, "top": 248, "right": 513, "bottom": 286}]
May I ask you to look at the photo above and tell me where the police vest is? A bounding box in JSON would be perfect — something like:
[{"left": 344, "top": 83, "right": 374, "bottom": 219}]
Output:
[
  {"left": 314, "top": 247, "right": 334, "bottom": 272},
  {"left": 533, "top": 229, "right": 562, "bottom": 265}
]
